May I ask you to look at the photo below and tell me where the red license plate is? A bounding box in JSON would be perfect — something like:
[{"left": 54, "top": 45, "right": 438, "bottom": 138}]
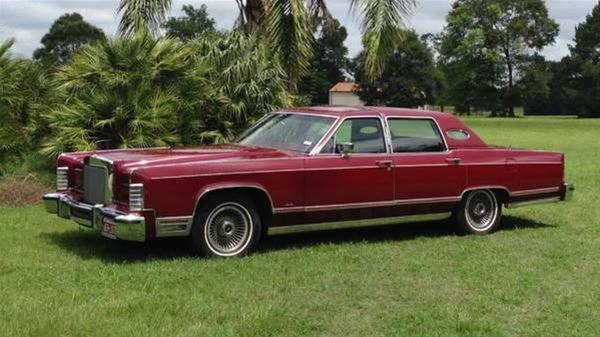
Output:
[{"left": 101, "top": 220, "right": 116, "bottom": 239}]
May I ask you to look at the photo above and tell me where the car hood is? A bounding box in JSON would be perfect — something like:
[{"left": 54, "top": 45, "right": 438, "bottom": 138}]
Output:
[{"left": 89, "top": 144, "right": 299, "bottom": 170}]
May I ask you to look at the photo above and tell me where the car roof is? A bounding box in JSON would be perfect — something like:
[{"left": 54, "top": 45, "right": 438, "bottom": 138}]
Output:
[
  {"left": 278, "top": 106, "right": 447, "bottom": 118},
  {"left": 277, "top": 106, "right": 489, "bottom": 148}
]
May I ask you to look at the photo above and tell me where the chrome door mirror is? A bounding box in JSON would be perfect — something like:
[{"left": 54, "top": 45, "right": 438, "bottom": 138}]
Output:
[{"left": 336, "top": 142, "right": 354, "bottom": 158}]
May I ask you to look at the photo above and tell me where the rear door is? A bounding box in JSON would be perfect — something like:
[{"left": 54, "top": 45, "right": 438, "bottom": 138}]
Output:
[{"left": 388, "top": 117, "right": 466, "bottom": 201}]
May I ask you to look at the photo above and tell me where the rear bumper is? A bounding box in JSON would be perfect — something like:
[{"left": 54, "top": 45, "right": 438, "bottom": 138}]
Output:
[
  {"left": 561, "top": 183, "right": 575, "bottom": 201},
  {"left": 42, "top": 193, "right": 146, "bottom": 242}
]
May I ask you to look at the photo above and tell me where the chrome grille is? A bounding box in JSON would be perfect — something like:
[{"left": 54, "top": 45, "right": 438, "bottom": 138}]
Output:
[{"left": 83, "top": 165, "right": 107, "bottom": 205}]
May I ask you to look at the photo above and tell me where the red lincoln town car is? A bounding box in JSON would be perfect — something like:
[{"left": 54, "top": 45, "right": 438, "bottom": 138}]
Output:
[{"left": 43, "top": 106, "right": 574, "bottom": 257}]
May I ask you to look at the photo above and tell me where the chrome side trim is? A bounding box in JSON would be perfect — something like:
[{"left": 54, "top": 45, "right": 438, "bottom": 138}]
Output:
[
  {"left": 155, "top": 216, "right": 193, "bottom": 237},
  {"left": 506, "top": 197, "right": 561, "bottom": 209},
  {"left": 511, "top": 187, "right": 560, "bottom": 196},
  {"left": 273, "top": 196, "right": 460, "bottom": 214},
  {"left": 277, "top": 186, "right": 562, "bottom": 214},
  {"left": 268, "top": 212, "right": 452, "bottom": 235}
]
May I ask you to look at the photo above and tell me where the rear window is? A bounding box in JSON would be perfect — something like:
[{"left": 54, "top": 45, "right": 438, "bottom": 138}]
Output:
[{"left": 388, "top": 119, "right": 446, "bottom": 153}]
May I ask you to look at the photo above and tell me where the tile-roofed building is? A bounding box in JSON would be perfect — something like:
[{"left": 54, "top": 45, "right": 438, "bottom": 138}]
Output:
[{"left": 328, "top": 82, "right": 364, "bottom": 106}]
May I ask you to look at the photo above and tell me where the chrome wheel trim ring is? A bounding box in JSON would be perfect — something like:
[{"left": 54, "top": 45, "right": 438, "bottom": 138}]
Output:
[
  {"left": 204, "top": 202, "right": 253, "bottom": 257},
  {"left": 465, "top": 190, "right": 498, "bottom": 231}
]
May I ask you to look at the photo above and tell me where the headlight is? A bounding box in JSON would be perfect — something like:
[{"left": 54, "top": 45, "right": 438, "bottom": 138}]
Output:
[
  {"left": 129, "top": 183, "right": 144, "bottom": 211},
  {"left": 57, "top": 167, "right": 68, "bottom": 191}
]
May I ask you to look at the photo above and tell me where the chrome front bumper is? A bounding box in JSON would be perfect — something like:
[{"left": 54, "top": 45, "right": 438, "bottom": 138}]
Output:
[{"left": 42, "top": 193, "right": 146, "bottom": 242}]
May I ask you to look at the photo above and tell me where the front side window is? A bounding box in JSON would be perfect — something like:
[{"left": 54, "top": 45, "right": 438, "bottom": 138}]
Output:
[
  {"left": 320, "top": 118, "right": 386, "bottom": 154},
  {"left": 237, "top": 113, "right": 335, "bottom": 153},
  {"left": 388, "top": 118, "right": 446, "bottom": 153}
]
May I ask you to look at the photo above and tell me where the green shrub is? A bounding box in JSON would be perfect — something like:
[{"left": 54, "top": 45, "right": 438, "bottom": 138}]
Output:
[
  {"left": 42, "top": 32, "right": 199, "bottom": 157},
  {"left": 41, "top": 31, "right": 295, "bottom": 155},
  {"left": 0, "top": 39, "right": 53, "bottom": 159},
  {"left": 184, "top": 32, "right": 295, "bottom": 144}
]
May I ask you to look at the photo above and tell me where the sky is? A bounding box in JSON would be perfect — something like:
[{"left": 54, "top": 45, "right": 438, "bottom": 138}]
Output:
[{"left": 0, "top": 0, "right": 597, "bottom": 59}]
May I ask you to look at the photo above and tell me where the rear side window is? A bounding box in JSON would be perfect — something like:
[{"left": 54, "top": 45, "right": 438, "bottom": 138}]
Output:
[{"left": 388, "top": 118, "right": 446, "bottom": 153}]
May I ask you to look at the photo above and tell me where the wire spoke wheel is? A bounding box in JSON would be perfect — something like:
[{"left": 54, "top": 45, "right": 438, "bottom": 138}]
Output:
[
  {"left": 204, "top": 202, "right": 253, "bottom": 256},
  {"left": 465, "top": 190, "right": 498, "bottom": 231}
]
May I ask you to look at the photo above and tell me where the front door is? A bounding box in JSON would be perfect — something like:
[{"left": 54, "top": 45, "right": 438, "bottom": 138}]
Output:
[{"left": 305, "top": 117, "right": 394, "bottom": 209}]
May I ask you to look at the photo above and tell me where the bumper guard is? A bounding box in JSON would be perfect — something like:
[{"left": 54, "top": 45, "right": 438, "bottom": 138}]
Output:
[{"left": 42, "top": 193, "right": 146, "bottom": 242}]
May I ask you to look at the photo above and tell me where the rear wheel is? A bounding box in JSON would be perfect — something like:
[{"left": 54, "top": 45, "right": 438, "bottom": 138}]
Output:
[
  {"left": 454, "top": 189, "right": 501, "bottom": 235},
  {"left": 190, "top": 192, "right": 261, "bottom": 257}
]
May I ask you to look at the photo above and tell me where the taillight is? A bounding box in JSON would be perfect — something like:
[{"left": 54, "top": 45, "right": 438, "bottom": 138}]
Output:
[
  {"left": 129, "top": 184, "right": 144, "bottom": 211},
  {"left": 57, "top": 167, "right": 69, "bottom": 191}
]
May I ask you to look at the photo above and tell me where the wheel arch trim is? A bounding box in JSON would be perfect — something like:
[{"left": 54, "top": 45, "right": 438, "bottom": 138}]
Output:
[
  {"left": 192, "top": 183, "right": 275, "bottom": 220},
  {"left": 459, "top": 185, "right": 511, "bottom": 201}
]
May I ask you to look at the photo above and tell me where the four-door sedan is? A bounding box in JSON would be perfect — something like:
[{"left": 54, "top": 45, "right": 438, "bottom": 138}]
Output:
[{"left": 43, "top": 106, "right": 574, "bottom": 257}]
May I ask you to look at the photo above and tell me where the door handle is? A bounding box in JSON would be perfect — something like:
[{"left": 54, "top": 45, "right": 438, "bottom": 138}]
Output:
[
  {"left": 376, "top": 160, "right": 393, "bottom": 170},
  {"left": 445, "top": 158, "right": 461, "bottom": 165}
]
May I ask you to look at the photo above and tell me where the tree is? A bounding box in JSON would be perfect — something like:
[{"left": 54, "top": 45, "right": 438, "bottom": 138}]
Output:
[
  {"left": 299, "top": 19, "right": 349, "bottom": 104},
  {"left": 32, "top": 13, "right": 105, "bottom": 66},
  {"left": 439, "top": 0, "right": 559, "bottom": 116},
  {"left": 187, "top": 32, "right": 294, "bottom": 144},
  {"left": 118, "top": 0, "right": 417, "bottom": 88},
  {"left": 565, "top": 2, "right": 600, "bottom": 117},
  {"left": 354, "top": 31, "right": 438, "bottom": 107},
  {"left": 239, "top": 0, "right": 416, "bottom": 88},
  {"left": 519, "top": 55, "right": 556, "bottom": 115},
  {"left": 42, "top": 34, "right": 196, "bottom": 156},
  {"left": 41, "top": 31, "right": 294, "bottom": 156},
  {"left": 163, "top": 4, "right": 217, "bottom": 41},
  {"left": 1, "top": 39, "right": 52, "bottom": 159},
  {"left": 117, "top": 0, "right": 171, "bottom": 36}
]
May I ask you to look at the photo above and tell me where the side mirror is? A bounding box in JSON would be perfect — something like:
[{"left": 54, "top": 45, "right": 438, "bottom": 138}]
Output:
[{"left": 336, "top": 142, "right": 354, "bottom": 158}]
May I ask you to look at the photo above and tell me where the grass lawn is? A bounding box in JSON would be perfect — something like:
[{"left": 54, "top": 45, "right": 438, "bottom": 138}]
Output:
[{"left": 1, "top": 117, "right": 599, "bottom": 337}]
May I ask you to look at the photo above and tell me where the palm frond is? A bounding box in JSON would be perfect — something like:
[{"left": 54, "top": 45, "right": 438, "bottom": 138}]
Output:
[
  {"left": 235, "top": 0, "right": 266, "bottom": 31},
  {"left": 117, "top": 0, "right": 172, "bottom": 36},
  {"left": 350, "top": 0, "right": 417, "bottom": 80},
  {"left": 308, "top": 0, "right": 331, "bottom": 21},
  {"left": 45, "top": 33, "right": 189, "bottom": 155},
  {"left": 264, "top": 0, "right": 315, "bottom": 91},
  {"left": 0, "top": 38, "right": 15, "bottom": 58}
]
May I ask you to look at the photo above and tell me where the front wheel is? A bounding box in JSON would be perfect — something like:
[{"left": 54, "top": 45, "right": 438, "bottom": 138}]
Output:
[
  {"left": 190, "top": 192, "right": 262, "bottom": 257},
  {"left": 454, "top": 189, "right": 502, "bottom": 235}
]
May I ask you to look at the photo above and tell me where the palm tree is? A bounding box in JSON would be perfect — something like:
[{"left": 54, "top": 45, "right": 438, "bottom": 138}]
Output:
[
  {"left": 117, "top": 0, "right": 171, "bottom": 36},
  {"left": 43, "top": 34, "right": 192, "bottom": 156},
  {"left": 0, "top": 39, "right": 52, "bottom": 155},
  {"left": 237, "top": 0, "right": 417, "bottom": 84},
  {"left": 117, "top": 0, "right": 417, "bottom": 85},
  {"left": 187, "top": 32, "right": 294, "bottom": 144}
]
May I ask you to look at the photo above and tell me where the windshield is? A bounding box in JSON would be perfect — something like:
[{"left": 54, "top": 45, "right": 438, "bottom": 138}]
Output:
[{"left": 237, "top": 113, "right": 336, "bottom": 153}]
